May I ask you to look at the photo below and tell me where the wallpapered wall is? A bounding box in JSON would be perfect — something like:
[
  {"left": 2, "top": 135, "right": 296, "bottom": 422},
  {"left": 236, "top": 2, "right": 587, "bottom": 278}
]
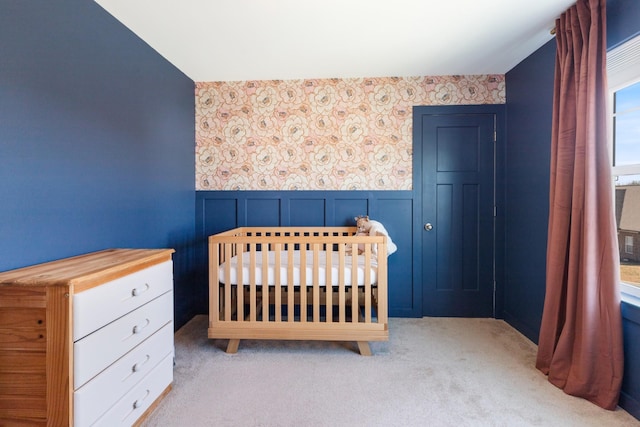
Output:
[{"left": 195, "top": 75, "right": 505, "bottom": 191}]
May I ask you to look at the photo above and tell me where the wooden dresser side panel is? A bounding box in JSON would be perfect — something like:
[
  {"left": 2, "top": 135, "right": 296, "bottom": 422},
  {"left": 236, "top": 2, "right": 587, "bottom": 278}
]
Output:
[
  {"left": 0, "top": 287, "right": 48, "bottom": 425},
  {"left": 46, "top": 286, "right": 71, "bottom": 426}
]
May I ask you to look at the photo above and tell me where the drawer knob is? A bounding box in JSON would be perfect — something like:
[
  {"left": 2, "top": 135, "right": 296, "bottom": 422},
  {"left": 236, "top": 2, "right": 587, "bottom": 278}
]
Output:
[
  {"left": 132, "top": 389, "right": 150, "bottom": 410},
  {"left": 132, "top": 283, "right": 150, "bottom": 297},
  {"left": 132, "top": 354, "right": 151, "bottom": 373},
  {"left": 132, "top": 319, "right": 150, "bottom": 335}
]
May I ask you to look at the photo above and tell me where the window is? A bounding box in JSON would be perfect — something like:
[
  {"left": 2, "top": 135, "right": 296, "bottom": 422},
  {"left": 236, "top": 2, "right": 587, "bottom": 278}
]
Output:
[
  {"left": 625, "top": 235, "right": 634, "bottom": 254},
  {"left": 609, "top": 34, "right": 640, "bottom": 304}
]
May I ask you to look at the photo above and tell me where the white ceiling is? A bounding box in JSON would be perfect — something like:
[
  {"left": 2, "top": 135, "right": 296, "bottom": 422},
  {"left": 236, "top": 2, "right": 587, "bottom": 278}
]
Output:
[{"left": 95, "top": 0, "right": 575, "bottom": 82}]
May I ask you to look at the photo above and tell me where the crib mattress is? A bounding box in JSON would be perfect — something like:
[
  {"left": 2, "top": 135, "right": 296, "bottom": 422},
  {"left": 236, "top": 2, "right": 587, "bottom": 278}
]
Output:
[{"left": 218, "top": 250, "right": 378, "bottom": 287}]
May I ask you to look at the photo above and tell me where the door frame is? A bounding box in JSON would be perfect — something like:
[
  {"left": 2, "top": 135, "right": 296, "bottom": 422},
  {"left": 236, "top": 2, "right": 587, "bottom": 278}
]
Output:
[{"left": 412, "top": 104, "right": 506, "bottom": 318}]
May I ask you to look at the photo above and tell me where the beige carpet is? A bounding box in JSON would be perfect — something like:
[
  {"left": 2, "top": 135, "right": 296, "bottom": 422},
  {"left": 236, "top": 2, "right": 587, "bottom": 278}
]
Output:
[{"left": 141, "top": 315, "right": 639, "bottom": 427}]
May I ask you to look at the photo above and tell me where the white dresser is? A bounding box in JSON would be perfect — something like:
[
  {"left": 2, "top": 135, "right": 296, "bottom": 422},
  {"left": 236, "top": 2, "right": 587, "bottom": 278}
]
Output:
[{"left": 0, "top": 249, "right": 175, "bottom": 426}]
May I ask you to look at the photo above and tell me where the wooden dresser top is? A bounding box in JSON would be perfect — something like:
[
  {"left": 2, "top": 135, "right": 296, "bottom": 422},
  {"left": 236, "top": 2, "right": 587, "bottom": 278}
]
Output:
[{"left": 0, "top": 248, "right": 174, "bottom": 291}]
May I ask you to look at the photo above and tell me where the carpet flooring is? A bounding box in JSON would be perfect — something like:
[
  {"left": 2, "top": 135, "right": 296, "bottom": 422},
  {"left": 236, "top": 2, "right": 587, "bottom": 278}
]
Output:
[{"left": 141, "top": 315, "right": 639, "bottom": 427}]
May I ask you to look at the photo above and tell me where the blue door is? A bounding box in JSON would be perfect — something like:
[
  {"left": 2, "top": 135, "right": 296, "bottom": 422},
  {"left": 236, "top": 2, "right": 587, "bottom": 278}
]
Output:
[{"left": 415, "top": 107, "right": 495, "bottom": 317}]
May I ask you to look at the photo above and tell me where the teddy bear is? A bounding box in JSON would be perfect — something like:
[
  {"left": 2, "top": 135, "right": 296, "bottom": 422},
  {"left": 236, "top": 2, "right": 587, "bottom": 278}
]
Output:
[
  {"left": 352, "top": 215, "right": 371, "bottom": 254},
  {"left": 348, "top": 215, "right": 398, "bottom": 256}
]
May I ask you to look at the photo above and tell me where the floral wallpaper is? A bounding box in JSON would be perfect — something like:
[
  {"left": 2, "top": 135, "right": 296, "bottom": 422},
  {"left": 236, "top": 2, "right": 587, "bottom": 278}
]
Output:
[{"left": 196, "top": 75, "right": 505, "bottom": 191}]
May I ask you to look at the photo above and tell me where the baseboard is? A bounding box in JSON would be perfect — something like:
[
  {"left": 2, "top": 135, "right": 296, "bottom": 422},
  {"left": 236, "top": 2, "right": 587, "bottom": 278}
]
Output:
[
  {"left": 619, "top": 391, "right": 640, "bottom": 421},
  {"left": 503, "top": 311, "right": 539, "bottom": 344}
]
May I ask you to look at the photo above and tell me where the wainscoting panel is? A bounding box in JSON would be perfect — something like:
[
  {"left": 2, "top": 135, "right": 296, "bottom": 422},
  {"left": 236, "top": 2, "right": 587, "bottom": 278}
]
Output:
[
  {"left": 203, "top": 198, "right": 237, "bottom": 237},
  {"left": 376, "top": 197, "right": 415, "bottom": 312},
  {"left": 196, "top": 191, "right": 420, "bottom": 317},
  {"left": 246, "top": 198, "right": 281, "bottom": 226},
  {"left": 290, "top": 199, "right": 326, "bottom": 226},
  {"left": 334, "top": 198, "right": 370, "bottom": 226}
]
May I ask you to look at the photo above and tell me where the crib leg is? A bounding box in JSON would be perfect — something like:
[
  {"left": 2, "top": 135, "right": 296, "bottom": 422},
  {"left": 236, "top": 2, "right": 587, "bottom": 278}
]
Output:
[
  {"left": 226, "top": 339, "right": 240, "bottom": 354},
  {"left": 357, "top": 341, "right": 372, "bottom": 356}
]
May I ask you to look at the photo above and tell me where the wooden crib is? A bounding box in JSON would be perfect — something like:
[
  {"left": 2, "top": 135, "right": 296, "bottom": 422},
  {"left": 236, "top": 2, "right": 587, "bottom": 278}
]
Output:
[{"left": 208, "top": 226, "right": 388, "bottom": 355}]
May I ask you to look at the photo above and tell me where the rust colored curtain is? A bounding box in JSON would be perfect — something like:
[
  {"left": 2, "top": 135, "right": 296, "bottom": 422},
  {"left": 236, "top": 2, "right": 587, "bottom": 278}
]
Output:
[{"left": 535, "top": 0, "right": 624, "bottom": 410}]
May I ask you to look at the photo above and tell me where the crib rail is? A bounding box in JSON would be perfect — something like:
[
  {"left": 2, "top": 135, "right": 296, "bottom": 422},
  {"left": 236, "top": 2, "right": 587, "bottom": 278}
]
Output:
[{"left": 208, "top": 227, "right": 388, "bottom": 352}]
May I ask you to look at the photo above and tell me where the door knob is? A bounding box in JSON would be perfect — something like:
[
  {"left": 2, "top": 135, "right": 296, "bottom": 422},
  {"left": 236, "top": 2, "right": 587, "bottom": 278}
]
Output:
[{"left": 424, "top": 223, "right": 433, "bottom": 231}]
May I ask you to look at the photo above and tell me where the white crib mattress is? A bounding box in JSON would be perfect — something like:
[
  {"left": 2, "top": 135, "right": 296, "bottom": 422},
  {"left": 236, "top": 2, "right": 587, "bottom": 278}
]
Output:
[{"left": 218, "top": 250, "right": 378, "bottom": 287}]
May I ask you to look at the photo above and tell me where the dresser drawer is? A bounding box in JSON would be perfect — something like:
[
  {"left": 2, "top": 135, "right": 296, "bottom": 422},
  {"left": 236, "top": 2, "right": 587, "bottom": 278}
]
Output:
[
  {"left": 90, "top": 354, "right": 173, "bottom": 427},
  {"left": 73, "top": 261, "right": 173, "bottom": 341},
  {"left": 74, "top": 322, "right": 174, "bottom": 426},
  {"left": 74, "top": 291, "right": 173, "bottom": 389}
]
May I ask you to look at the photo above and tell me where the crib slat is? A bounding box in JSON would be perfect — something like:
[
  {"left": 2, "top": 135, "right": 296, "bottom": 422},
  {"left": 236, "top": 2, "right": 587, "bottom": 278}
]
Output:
[
  {"left": 249, "top": 243, "right": 257, "bottom": 322},
  {"left": 274, "top": 243, "right": 282, "bottom": 322},
  {"left": 312, "top": 244, "right": 320, "bottom": 323},
  {"left": 376, "top": 234, "right": 388, "bottom": 323},
  {"left": 287, "top": 244, "right": 294, "bottom": 322},
  {"left": 300, "top": 248, "right": 307, "bottom": 322},
  {"left": 364, "top": 243, "right": 372, "bottom": 323},
  {"left": 262, "top": 248, "right": 269, "bottom": 323},
  {"left": 338, "top": 243, "right": 345, "bottom": 323},
  {"left": 325, "top": 242, "right": 332, "bottom": 323},
  {"left": 351, "top": 243, "right": 358, "bottom": 323},
  {"left": 224, "top": 243, "right": 232, "bottom": 322},
  {"left": 236, "top": 243, "right": 244, "bottom": 322}
]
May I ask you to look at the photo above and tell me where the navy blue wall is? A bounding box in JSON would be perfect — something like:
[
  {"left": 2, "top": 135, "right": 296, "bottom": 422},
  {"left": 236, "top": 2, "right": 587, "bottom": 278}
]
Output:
[
  {"left": 504, "top": 40, "right": 555, "bottom": 342},
  {"left": 196, "top": 191, "right": 421, "bottom": 317},
  {"left": 621, "top": 303, "right": 640, "bottom": 417},
  {"left": 0, "top": 1, "right": 197, "bottom": 328},
  {"left": 505, "top": 0, "right": 640, "bottom": 418},
  {"left": 607, "top": 0, "right": 640, "bottom": 49}
]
